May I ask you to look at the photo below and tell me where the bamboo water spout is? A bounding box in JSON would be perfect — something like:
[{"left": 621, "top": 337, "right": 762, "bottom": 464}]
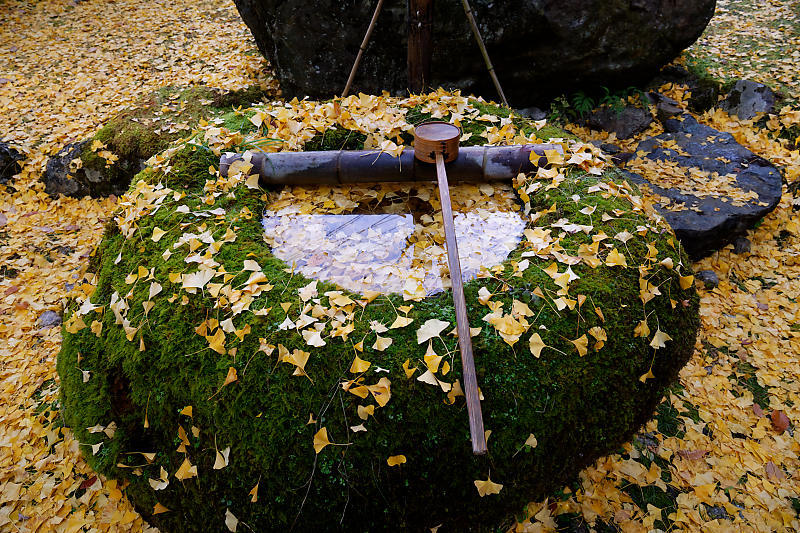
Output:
[{"left": 219, "top": 143, "right": 562, "bottom": 186}]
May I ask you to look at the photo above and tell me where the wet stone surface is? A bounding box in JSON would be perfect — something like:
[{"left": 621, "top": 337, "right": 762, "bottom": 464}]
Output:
[
  {"left": 622, "top": 114, "right": 783, "bottom": 258},
  {"left": 263, "top": 181, "right": 526, "bottom": 298}
]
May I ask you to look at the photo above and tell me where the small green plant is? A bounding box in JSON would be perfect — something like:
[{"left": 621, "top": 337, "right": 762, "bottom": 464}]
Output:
[
  {"left": 548, "top": 85, "right": 650, "bottom": 124},
  {"left": 599, "top": 86, "right": 649, "bottom": 115},
  {"left": 548, "top": 95, "right": 575, "bottom": 124},
  {"left": 570, "top": 91, "right": 595, "bottom": 119}
]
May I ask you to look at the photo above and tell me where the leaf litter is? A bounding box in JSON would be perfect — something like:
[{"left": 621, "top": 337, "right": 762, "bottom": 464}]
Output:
[{"left": 0, "top": 0, "right": 800, "bottom": 532}]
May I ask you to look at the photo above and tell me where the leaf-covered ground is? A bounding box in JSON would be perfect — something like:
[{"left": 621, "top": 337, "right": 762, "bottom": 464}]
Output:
[
  {"left": 686, "top": 0, "right": 800, "bottom": 104},
  {"left": 0, "top": 0, "right": 799, "bottom": 532}
]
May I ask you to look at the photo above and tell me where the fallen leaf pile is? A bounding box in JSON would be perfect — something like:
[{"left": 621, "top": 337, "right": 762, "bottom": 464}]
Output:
[
  {"left": 1, "top": 0, "right": 800, "bottom": 532},
  {"left": 686, "top": 0, "right": 800, "bottom": 103}
]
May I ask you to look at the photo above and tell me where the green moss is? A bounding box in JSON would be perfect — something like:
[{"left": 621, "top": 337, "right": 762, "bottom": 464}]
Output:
[
  {"left": 59, "top": 115, "right": 699, "bottom": 531},
  {"left": 304, "top": 127, "right": 367, "bottom": 151},
  {"left": 621, "top": 481, "right": 680, "bottom": 530},
  {"left": 730, "top": 361, "right": 771, "bottom": 409},
  {"left": 78, "top": 85, "right": 268, "bottom": 195}
]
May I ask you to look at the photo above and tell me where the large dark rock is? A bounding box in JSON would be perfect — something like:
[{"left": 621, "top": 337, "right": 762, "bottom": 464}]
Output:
[
  {"left": 58, "top": 98, "right": 701, "bottom": 532},
  {"left": 234, "top": 0, "right": 716, "bottom": 104},
  {"left": 42, "top": 140, "right": 134, "bottom": 198},
  {"left": 623, "top": 115, "right": 782, "bottom": 258},
  {"left": 0, "top": 141, "right": 23, "bottom": 184}
]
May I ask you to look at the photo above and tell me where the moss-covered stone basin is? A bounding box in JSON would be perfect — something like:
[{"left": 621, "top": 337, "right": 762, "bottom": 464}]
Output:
[{"left": 57, "top": 94, "right": 700, "bottom": 532}]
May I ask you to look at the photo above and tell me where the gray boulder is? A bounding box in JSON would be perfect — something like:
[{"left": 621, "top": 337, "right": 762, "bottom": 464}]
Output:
[
  {"left": 42, "top": 141, "right": 91, "bottom": 198},
  {"left": 585, "top": 106, "right": 653, "bottom": 139},
  {"left": 622, "top": 115, "right": 782, "bottom": 258},
  {"left": 720, "top": 80, "right": 777, "bottom": 120},
  {"left": 42, "top": 140, "right": 144, "bottom": 198},
  {"left": 516, "top": 106, "right": 547, "bottom": 121},
  {"left": 233, "top": 0, "right": 716, "bottom": 105},
  {"left": 0, "top": 141, "right": 23, "bottom": 184}
]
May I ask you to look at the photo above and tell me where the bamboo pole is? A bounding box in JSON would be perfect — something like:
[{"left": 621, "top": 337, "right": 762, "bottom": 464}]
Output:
[
  {"left": 460, "top": 0, "right": 508, "bottom": 107},
  {"left": 342, "top": 0, "right": 386, "bottom": 98},
  {"left": 219, "top": 144, "right": 563, "bottom": 185}
]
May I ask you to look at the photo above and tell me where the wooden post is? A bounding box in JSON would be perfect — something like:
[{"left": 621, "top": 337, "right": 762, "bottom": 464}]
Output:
[{"left": 407, "top": 0, "right": 433, "bottom": 93}]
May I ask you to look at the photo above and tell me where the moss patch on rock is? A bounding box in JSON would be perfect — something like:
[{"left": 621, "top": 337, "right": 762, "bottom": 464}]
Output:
[
  {"left": 72, "top": 85, "right": 268, "bottom": 197},
  {"left": 58, "top": 94, "right": 699, "bottom": 531}
]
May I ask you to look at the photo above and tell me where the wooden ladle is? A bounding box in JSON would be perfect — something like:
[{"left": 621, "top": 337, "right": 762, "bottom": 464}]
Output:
[{"left": 414, "top": 122, "right": 487, "bottom": 455}]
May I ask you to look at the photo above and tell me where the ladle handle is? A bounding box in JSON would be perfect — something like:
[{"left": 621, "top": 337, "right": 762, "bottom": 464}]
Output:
[{"left": 435, "top": 153, "right": 487, "bottom": 456}]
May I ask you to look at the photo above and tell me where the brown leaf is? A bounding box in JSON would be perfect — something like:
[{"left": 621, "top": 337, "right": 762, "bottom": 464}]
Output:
[
  {"left": 79, "top": 475, "right": 98, "bottom": 489},
  {"left": 4, "top": 286, "right": 19, "bottom": 296},
  {"left": 752, "top": 403, "right": 764, "bottom": 417},
  {"left": 770, "top": 410, "right": 790, "bottom": 434},
  {"left": 678, "top": 449, "right": 709, "bottom": 461},
  {"left": 765, "top": 461, "right": 785, "bottom": 481}
]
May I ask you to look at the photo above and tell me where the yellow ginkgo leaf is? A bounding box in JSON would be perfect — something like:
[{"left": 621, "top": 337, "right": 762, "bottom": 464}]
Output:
[
  {"left": 389, "top": 315, "right": 413, "bottom": 329},
  {"left": 387, "top": 455, "right": 406, "bottom": 466},
  {"left": 679, "top": 275, "right": 695, "bottom": 290},
  {"left": 372, "top": 335, "right": 392, "bottom": 352},
  {"left": 222, "top": 367, "right": 238, "bottom": 387},
  {"left": 207, "top": 329, "right": 226, "bottom": 354},
  {"left": 650, "top": 329, "right": 673, "bottom": 349},
  {"left": 402, "top": 359, "right": 417, "bottom": 378},
  {"left": 313, "top": 427, "right": 333, "bottom": 454},
  {"left": 357, "top": 404, "right": 374, "bottom": 420},
  {"left": 605, "top": 248, "right": 628, "bottom": 267},
  {"left": 595, "top": 307, "right": 605, "bottom": 322},
  {"left": 149, "top": 467, "right": 169, "bottom": 491},
  {"left": 153, "top": 502, "right": 170, "bottom": 514},
  {"left": 634, "top": 320, "right": 650, "bottom": 338},
  {"left": 525, "top": 434, "right": 538, "bottom": 448},
  {"left": 474, "top": 477, "right": 504, "bottom": 497},
  {"left": 367, "top": 377, "right": 392, "bottom": 406},
  {"left": 416, "top": 318, "right": 450, "bottom": 344},
  {"left": 174, "top": 457, "right": 197, "bottom": 480},
  {"left": 350, "top": 355, "right": 371, "bottom": 374},
  {"left": 249, "top": 483, "right": 259, "bottom": 503},
  {"left": 225, "top": 508, "right": 238, "bottom": 532},
  {"left": 571, "top": 335, "right": 588, "bottom": 356},
  {"left": 213, "top": 446, "right": 230, "bottom": 470},
  {"left": 245, "top": 174, "right": 260, "bottom": 189},
  {"left": 529, "top": 333, "right": 546, "bottom": 358},
  {"left": 639, "top": 368, "right": 655, "bottom": 383},
  {"left": 151, "top": 227, "right": 167, "bottom": 242}
]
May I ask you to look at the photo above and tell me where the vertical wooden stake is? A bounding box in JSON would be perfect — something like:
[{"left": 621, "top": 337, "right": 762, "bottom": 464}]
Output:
[
  {"left": 435, "top": 152, "right": 487, "bottom": 455},
  {"left": 342, "top": 0, "right": 386, "bottom": 98},
  {"left": 460, "top": 0, "right": 508, "bottom": 107},
  {"left": 407, "top": 0, "right": 433, "bottom": 93}
]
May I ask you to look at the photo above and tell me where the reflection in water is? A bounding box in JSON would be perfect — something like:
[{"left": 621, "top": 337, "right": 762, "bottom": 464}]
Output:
[{"left": 263, "top": 182, "right": 526, "bottom": 298}]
